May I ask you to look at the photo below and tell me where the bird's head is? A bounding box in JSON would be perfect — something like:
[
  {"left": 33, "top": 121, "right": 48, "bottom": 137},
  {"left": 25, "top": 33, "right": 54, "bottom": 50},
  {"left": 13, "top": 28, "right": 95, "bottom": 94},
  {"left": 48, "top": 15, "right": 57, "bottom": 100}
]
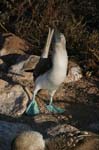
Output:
[{"left": 53, "top": 30, "right": 66, "bottom": 48}]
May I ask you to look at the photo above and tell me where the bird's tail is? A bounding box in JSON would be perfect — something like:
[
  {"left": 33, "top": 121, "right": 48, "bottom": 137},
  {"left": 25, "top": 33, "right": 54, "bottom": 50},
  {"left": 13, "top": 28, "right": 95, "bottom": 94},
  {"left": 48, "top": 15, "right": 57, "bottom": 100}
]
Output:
[{"left": 41, "top": 28, "right": 54, "bottom": 58}]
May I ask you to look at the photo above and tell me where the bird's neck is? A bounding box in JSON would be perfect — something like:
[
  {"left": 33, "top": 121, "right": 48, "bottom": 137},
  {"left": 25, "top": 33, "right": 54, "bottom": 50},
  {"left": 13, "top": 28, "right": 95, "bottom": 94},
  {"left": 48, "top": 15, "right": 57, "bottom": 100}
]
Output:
[{"left": 52, "top": 45, "right": 68, "bottom": 72}]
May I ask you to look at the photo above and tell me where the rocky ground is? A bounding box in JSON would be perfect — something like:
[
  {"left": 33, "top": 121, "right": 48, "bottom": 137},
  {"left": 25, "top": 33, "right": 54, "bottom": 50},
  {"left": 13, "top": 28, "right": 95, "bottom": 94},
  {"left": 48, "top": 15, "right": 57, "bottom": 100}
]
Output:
[{"left": 0, "top": 33, "right": 99, "bottom": 150}]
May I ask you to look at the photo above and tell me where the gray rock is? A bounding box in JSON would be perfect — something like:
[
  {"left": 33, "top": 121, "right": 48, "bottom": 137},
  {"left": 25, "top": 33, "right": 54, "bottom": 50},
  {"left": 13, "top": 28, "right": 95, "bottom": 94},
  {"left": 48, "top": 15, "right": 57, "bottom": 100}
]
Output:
[
  {"left": 8, "top": 55, "right": 39, "bottom": 84},
  {"left": 9, "top": 55, "right": 39, "bottom": 74},
  {"left": 0, "top": 84, "right": 29, "bottom": 117}
]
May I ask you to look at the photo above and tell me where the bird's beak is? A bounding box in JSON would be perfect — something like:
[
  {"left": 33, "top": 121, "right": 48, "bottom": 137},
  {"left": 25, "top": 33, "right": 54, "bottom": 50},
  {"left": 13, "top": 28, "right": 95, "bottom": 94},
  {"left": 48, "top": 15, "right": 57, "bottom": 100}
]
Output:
[{"left": 53, "top": 29, "right": 61, "bottom": 44}]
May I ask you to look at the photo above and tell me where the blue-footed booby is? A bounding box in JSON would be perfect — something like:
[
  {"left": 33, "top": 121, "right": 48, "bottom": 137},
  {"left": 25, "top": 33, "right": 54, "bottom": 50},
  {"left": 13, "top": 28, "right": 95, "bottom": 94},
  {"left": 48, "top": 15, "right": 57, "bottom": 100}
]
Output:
[{"left": 26, "top": 28, "right": 68, "bottom": 115}]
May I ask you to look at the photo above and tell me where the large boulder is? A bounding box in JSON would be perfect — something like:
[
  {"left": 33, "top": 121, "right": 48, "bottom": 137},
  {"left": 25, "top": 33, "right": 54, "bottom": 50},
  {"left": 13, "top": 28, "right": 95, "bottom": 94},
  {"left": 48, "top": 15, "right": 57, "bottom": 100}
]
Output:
[
  {"left": 0, "top": 83, "right": 29, "bottom": 117},
  {"left": 0, "top": 33, "right": 31, "bottom": 67},
  {"left": 0, "top": 33, "right": 30, "bottom": 56}
]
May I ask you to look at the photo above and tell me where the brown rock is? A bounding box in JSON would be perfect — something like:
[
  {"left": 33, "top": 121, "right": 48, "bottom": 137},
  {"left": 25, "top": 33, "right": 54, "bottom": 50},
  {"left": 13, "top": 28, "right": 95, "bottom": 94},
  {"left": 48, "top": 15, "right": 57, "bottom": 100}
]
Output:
[
  {"left": 0, "top": 33, "right": 30, "bottom": 56},
  {"left": 45, "top": 133, "right": 99, "bottom": 150},
  {"left": 47, "top": 124, "right": 78, "bottom": 136},
  {"left": 0, "top": 79, "right": 8, "bottom": 89},
  {"left": 73, "top": 135, "right": 99, "bottom": 150}
]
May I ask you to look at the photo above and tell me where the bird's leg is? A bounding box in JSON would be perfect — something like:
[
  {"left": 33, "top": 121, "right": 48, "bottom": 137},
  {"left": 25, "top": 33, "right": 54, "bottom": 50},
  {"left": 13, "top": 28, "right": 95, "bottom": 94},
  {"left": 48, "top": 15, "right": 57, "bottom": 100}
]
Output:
[
  {"left": 46, "top": 91, "right": 65, "bottom": 113},
  {"left": 25, "top": 87, "right": 40, "bottom": 115},
  {"left": 49, "top": 95, "right": 53, "bottom": 105},
  {"left": 49, "top": 90, "right": 56, "bottom": 105}
]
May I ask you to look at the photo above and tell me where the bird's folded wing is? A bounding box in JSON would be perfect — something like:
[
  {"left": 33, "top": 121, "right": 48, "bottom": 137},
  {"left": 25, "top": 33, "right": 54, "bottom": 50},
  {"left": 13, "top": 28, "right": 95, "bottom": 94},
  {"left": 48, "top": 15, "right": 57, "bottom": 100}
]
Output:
[{"left": 33, "top": 57, "right": 52, "bottom": 80}]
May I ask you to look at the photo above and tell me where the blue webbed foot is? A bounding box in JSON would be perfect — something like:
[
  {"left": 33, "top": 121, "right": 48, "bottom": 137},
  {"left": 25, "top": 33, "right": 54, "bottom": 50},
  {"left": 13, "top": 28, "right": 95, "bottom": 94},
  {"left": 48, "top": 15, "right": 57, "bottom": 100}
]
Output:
[
  {"left": 25, "top": 100, "right": 40, "bottom": 115},
  {"left": 46, "top": 104, "right": 65, "bottom": 113}
]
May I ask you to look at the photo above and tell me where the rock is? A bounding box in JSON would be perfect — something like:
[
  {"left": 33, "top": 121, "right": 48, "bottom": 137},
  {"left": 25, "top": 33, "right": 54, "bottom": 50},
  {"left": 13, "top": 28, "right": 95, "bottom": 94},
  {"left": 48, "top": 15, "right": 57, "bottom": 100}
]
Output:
[
  {"left": 46, "top": 124, "right": 99, "bottom": 150},
  {"left": 73, "top": 135, "right": 99, "bottom": 150},
  {"left": 8, "top": 69, "right": 33, "bottom": 88},
  {"left": 65, "top": 59, "right": 82, "bottom": 83},
  {"left": 17, "top": 55, "right": 40, "bottom": 71},
  {"left": 11, "top": 131, "right": 45, "bottom": 150},
  {"left": 45, "top": 131, "right": 91, "bottom": 150},
  {"left": 0, "top": 84, "right": 29, "bottom": 117},
  {"left": 0, "top": 33, "right": 31, "bottom": 67},
  {"left": 9, "top": 55, "right": 39, "bottom": 74},
  {"left": 0, "top": 33, "right": 30, "bottom": 56},
  {"left": 0, "top": 121, "right": 32, "bottom": 150},
  {"left": 0, "top": 79, "right": 8, "bottom": 89},
  {"left": 47, "top": 124, "right": 78, "bottom": 137},
  {"left": 37, "top": 132, "right": 99, "bottom": 150},
  {"left": 8, "top": 55, "right": 39, "bottom": 85}
]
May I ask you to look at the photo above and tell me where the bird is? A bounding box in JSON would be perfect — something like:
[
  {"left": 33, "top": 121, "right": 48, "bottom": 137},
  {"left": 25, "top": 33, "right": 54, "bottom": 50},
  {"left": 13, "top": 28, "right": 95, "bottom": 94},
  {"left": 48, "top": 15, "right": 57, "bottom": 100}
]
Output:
[{"left": 25, "top": 28, "right": 68, "bottom": 115}]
